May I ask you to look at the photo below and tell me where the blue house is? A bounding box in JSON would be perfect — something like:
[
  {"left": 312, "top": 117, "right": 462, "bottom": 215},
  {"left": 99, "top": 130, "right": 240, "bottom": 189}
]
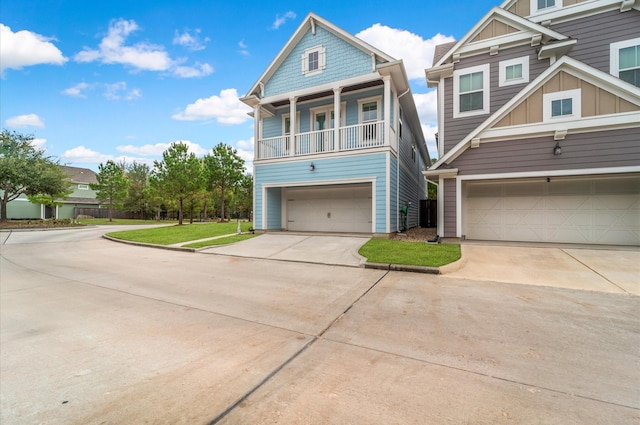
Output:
[{"left": 241, "top": 13, "right": 430, "bottom": 235}]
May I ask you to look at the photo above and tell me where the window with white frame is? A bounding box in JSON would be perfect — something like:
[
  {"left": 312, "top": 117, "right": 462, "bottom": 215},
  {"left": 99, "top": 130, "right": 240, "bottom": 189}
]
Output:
[
  {"left": 358, "top": 96, "right": 381, "bottom": 142},
  {"left": 531, "top": 0, "right": 561, "bottom": 14},
  {"left": 453, "top": 64, "right": 490, "bottom": 118},
  {"left": 543, "top": 89, "right": 581, "bottom": 122},
  {"left": 499, "top": 56, "right": 529, "bottom": 87},
  {"left": 301, "top": 45, "right": 326, "bottom": 76},
  {"left": 78, "top": 184, "right": 89, "bottom": 190},
  {"left": 610, "top": 38, "right": 640, "bottom": 87}
]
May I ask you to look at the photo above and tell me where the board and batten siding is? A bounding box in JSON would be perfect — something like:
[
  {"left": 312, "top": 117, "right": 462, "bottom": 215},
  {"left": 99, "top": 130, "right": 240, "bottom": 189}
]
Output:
[
  {"left": 442, "top": 44, "right": 549, "bottom": 153},
  {"left": 553, "top": 9, "right": 640, "bottom": 75},
  {"left": 264, "top": 26, "right": 373, "bottom": 98},
  {"left": 254, "top": 153, "right": 389, "bottom": 232},
  {"left": 449, "top": 127, "right": 640, "bottom": 175}
]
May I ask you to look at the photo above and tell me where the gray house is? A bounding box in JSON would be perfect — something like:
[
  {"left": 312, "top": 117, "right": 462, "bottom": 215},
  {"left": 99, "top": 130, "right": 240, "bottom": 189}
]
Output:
[{"left": 425, "top": 0, "right": 640, "bottom": 245}]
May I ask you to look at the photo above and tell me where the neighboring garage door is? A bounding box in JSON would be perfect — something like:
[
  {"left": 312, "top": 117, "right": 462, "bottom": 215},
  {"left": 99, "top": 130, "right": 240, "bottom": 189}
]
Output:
[
  {"left": 464, "top": 175, "right": 640, "bottom": 245},
  {"left": 286, "top": 184, "right": 373, "bottom": 233}
]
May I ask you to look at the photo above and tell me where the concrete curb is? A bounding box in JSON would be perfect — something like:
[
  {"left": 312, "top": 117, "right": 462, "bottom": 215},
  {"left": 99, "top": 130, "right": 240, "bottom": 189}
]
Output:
[
  {"left": 364, "top": 262, "right": 441, "bottom": 274},
  {"left": 102, "top": 234, "right": 196, "bottom": 253}
]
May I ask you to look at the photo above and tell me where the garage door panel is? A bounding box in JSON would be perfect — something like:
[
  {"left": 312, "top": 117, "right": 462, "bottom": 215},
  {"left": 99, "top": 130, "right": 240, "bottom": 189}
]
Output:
[
  {"left": 287, "top": 184, "right": 372, "bottom": 233},
  {"left": 464, "top": 176, "right": 640, "bottom": 245}
]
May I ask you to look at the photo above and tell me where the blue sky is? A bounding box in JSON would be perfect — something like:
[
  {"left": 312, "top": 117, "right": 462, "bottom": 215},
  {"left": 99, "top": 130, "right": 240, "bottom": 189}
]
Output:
[{"left": 1, "top": 0, "right": 499, "bottom": 172}]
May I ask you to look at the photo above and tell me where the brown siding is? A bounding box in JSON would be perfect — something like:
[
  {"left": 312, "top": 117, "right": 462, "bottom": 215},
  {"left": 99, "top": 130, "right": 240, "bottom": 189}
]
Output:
[
  {"left": 471, "top": 19, "right": 519, "bottom": 42},
  {"left": 442, "top": 44, "right": 549, "bottom": 152},
  {"left": 443, "top": 178, "right": 457, "bottom": 237},
  {"left": 506, "top": 0, "right": 530, "bottom": 17},
  {"left": 450, "top": 127, "right": 640, "bottom": 175},
  {"left": 553, "top": 9, "right": 640, "bottom": 74}
]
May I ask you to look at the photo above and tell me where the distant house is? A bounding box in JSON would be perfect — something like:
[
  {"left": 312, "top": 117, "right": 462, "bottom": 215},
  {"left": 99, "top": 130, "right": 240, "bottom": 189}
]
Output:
[
  {"left": 425, "top": 0, "right": 640, "bottom": 245},
  {"left": 240, "top": 13, "right": 430, "bottom": 235},
  {"left": 6, "top": 166, "right": 100, "bottom": 220}
]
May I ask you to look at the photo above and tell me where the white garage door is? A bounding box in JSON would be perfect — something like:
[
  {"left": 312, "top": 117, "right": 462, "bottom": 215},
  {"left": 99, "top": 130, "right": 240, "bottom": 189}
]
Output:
[
  {"left": 464, "top": 175, "right": 640, "bottom": 245},
  {"left": 286, "top": 184, "right": 373, "bottom": 233}
]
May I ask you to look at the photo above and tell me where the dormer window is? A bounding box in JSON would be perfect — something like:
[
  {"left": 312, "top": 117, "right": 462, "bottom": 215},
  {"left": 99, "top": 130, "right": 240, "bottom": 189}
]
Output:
[
  {"left": 531, "top": 0, "right": 562, "bottom": 13},
  {"left": 302, "top": 46, "right": 326, "bottom": 76}
]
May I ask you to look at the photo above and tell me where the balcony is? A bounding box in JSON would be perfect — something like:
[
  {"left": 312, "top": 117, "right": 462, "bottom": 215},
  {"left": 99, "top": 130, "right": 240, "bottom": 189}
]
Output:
[{"left": 256, "top": 121, "right": 395, "bottom": 160}]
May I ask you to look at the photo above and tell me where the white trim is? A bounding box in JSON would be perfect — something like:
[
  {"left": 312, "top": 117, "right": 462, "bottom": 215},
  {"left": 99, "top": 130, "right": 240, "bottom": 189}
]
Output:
[
  {"left": 454, "top": 166, "right": 640, "bottom": 237},
  {"left": 499, "top": 56, "right": 530, "bottom": 87},
  {"left": 438, "top": 76, "right": 445, "bottom": 156},
  {"left": 543, "top": 88, "right": 581, "bottom": 122},
  {"left": 480, "top": 111, "right": 640, "bottom": 142},
  {"left": 530, "top": 0, "right": 562, "bottom": 16},
  {"left": 254, "top": 146, "right": 392, "bottom": 165},
  {"left": 525, "top": 0, "right": 626, "bottom": 24},
  {"left": 386, "top": 152, "right": 391, "bottom": 233},
  {"left": 302, "top": 45, "right": 326, "bottom": 76},
  {"left": 610, "top": 37, "right": 640, "bottom": 79},
  {"left": 453, "top": 64, "right": 490, "bottom": 119},
  {"left": 77, "top": 184, "right": 89, "bottom": 190}
]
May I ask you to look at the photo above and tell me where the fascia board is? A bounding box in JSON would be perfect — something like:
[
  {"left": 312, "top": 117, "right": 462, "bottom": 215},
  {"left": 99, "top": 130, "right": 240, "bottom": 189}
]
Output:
[
  {"left": 526, "top": 0, "right": 627, "bottom": 24},
  {"left": 433, "top": 7, "right": 567, "bottom": 67}
]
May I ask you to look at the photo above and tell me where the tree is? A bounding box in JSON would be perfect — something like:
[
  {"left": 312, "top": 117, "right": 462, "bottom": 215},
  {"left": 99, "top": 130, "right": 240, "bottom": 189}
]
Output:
[
  {"left": 27, "top": 164, "right": 73, "bottom": 219},
  {"left": 150, "top": 142, "right": 203, "bottom": 225},
  {"left": 91, "top": 160, "right": 129, "bottom": 222},
  {"left": 204, "top": 143, "right": 245, "bottom": 221},
  {"left": 235, "top": 173, "right": 253, "bottom": 220},
  {"left": 0, "top": 129, "right": 65, "bottom": 222},
  {"left": 123, "top": 162, "right": 151, "bottom": 219}
]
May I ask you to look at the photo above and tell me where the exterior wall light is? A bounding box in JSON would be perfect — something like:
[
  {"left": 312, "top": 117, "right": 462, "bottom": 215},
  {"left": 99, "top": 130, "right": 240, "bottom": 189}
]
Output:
[
  {"left": 554, "top": 142, "right": 562, "bottom": 156},
  {"left": 310, "top": 162, "right": 315, "bottom": 171}
]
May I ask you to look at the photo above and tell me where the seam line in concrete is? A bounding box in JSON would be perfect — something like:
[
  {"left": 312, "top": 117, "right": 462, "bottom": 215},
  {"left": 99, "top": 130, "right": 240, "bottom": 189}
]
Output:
[
  {"left": 561, "top": 249, "right": 630, "bottom": 295},
  {"left": 207, "top": 269, "right": 391, "bottom": 425},
  {"left": 323, "top": 338, "right": 640, "bottom": 412}
]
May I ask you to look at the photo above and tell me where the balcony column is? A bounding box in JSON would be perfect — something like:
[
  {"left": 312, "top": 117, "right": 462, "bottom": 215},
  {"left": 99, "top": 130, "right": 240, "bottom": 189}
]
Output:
[
  {"left": 333, "top": 87, "right": 341, "bottom": 151},
  {"left": 289, "top": 96, "right": 297, "bottom": 156},
  {"left": 383, "top": 75, "right": 391, "bottom": 146},
  {"left": 253, "top": 105, "right": 261, "bottom": 160}
]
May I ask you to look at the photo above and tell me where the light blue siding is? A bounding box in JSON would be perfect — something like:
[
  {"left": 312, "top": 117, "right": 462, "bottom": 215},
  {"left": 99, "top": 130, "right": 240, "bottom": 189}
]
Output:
[
  {"left": 390, "top": 155, "right": 398, "bottom": 232},
  {"left": 265, "top": 187, "right": 282, "bottom": 229},
  {"left": 255, "top": 153, "right": 388, "bottom": 232},
  {"left": 265, "top": 26, "right": 373, "bottom": 98}
]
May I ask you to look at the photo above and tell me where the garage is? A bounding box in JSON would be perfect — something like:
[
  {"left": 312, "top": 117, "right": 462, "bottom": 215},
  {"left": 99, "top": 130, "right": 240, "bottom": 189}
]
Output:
[
  {"left": 463, "top": 175, "right": 640, "bottom": 245},
  {"left": 285, "top": 183, "right": 373, "bottom": 233}
]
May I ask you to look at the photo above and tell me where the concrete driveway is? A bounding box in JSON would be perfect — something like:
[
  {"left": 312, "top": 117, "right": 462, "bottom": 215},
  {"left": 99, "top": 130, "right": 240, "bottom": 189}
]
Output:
[
  {"left": 444, "top": 244, "right": 640, "bottom": 295},
  {"left": 2, "top": 227, "right": 639, "bottom": 424},
  {"left": 200, "top": 233, "right": 370, "bottom": 267}
]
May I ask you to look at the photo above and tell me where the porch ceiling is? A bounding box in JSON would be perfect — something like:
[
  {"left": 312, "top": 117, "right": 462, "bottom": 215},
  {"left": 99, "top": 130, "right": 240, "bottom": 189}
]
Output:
[{"left": 270, "top": 80, "right": 384, "bottom": 108}]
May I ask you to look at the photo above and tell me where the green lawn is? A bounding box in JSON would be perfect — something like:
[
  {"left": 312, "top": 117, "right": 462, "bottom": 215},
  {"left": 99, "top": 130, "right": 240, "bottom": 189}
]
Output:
[
  {"left": 358, "top": 238, "right": 461, "bottom": 267},
  {"left": 184, "top": 233, "right": 258, "bottom": 249},
  {"left": 107, "top": 222, "right": 253, "bottom": 245}
]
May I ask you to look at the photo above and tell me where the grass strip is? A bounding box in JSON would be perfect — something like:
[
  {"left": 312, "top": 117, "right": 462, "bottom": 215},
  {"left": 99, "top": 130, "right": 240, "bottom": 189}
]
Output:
[
  {"left": 359, "top": 238, "right": 461, "bottom": 267},
  {"left": 107, "top": 222, "right": 253, "bottom": 245},
  {"left": 184, "top": 234, "right": 258, "bottom": 249}
]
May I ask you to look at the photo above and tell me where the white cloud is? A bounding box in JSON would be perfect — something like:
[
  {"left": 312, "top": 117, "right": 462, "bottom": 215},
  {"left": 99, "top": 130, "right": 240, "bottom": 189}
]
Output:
[
  {"left": 172, "top": 62, "right": 213, "bottom": 78},
  {"left": 238, "top": 40, "right": 249, "bottom": 56},
  {"left": 421, "top": 124, "right": 438, "bottom": 160},
  {"left": 413, "top": 90, "right": 438, "bottom": 124},
  {"left": 74, "top": 18, "right": 212, "bottom": 78},
  {"left": 61, "top": 146, "right": 114, "bottom": 164},
  {"left": 62, "top": 82, "right": 92, "bottom": 98},
  {"left": 356, "top": 25, "right": 455, "bottom": 81},
  {"left": 5, "top": 113, "right": 45, "bottom": 128},
  {"left": 172, "top": 88, "right": 252, "bottom": 124},
  {"left": 234, "top": 137, "right": 254, "bottom": 172},
  {"left": 0, "top": 24, "right": 67, "bottom": 75},
  {"left": 173, "top": 29, "right": 209, "bottom": 51},
  {"left": 103, "top": 81, "right": 142, "bottom": 100},
  {"left": 31, "top": 138, "right": 47, "bottom": 149},
  {"left": 272, "top": 11, "right": 296, "bottom": 30},
  {"left": 116, "top": 140, "right": 208, "bottom": 157}
]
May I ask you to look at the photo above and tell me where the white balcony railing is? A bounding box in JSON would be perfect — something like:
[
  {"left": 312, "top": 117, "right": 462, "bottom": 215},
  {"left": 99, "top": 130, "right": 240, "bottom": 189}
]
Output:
[{"left": 256, "top": 121, "right": 387, "bottom": 160}]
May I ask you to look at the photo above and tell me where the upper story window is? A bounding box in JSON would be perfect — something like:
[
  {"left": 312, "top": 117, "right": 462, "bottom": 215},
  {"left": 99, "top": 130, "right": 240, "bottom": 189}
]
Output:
[
  {"left": 453, "top": 64, "right": 490, "bottom": 118},
  {"left": 358, "top": 96, "right": 381, "bottom": 142},
  {"left": 610, "top": 38, "right": 640, "bottom": 87},
  {"left": 302, "top": 46, "right": 326, "bottom": 76},
  {"left": 499, "top": 56, "right": 530, "bottom": 87},
  {"left": 531, "top": 0, "right": 562, "bottom": 13},
  {"left": 543, "top": 89, "right": 581, "bottom": 122},
  {"left": 78, "top": 184, "right": 89, "bottom": 190}
]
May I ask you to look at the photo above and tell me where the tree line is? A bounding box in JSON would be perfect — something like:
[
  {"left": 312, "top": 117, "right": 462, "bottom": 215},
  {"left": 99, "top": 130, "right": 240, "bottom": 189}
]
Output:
[{"left": 1, "top": 130, "right": 252, "bottom": 224}]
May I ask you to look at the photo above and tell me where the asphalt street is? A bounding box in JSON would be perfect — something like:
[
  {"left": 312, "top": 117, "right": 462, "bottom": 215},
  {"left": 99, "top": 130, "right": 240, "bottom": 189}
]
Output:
[{"left": 1, "top": 226, "right": 638, "bottom": 424}]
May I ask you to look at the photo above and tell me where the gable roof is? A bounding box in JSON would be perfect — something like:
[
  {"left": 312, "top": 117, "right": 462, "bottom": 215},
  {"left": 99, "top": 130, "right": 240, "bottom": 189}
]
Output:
[
  {"left": 432, "top": 7, "right": 567, "bottom": 68},
  {"left": 429, "top": 56, "right": 640, "bottom": 169},
  {"left": 244, "top": 12, "right": 396, "bottom": 99},
  {"left": 61, "top": 166, "right": 98, "bottom": 184}
]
